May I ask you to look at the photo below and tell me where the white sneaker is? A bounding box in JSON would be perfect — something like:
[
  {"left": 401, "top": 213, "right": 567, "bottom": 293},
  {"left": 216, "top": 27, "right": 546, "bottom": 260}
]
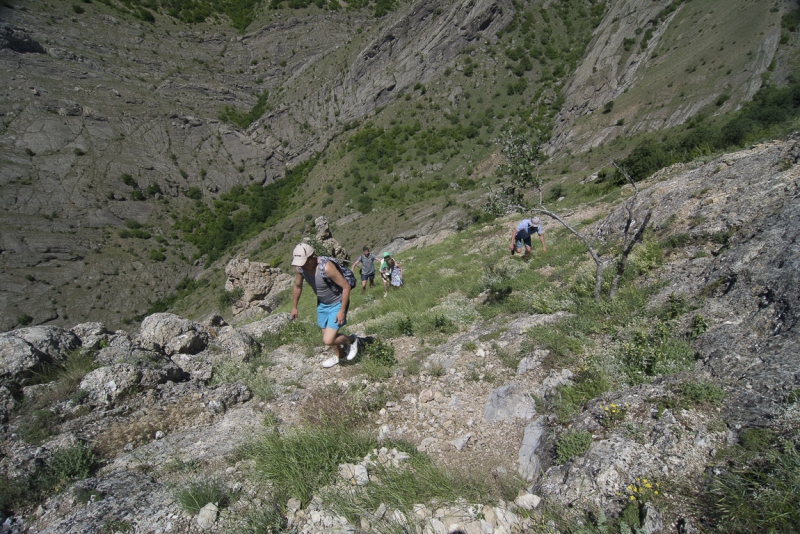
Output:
[
  {"left": 322, "top": 355, "right": 340, "bottom": 368},
  {"left": 346, "top": 335, "right": 359, "bottom": 360}
]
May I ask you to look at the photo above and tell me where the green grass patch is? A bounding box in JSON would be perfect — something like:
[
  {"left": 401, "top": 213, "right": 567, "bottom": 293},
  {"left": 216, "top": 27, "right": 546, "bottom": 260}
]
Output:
[
  {"left": 174, "top": 477, "right": 237, "bottom": 514},
  {"left": 548, "top": 368, "right": 610, "bottom": 423},
  {"left": 325, "top": 446, "right": 502, "bottom": 526},
  {"left": 243, "top": 425, "right": 377, "bottom": 506},
  {"left": 359, "top": 338, "right": 397, "bottom": 381},
  {"left": 676, "top": 380, "right": 725, "bottom": 406},
  {"left": 708, "top": 430, "right": 800, "bottom": 532},
  {"left": 219, "top": 91, "right": 270, "bottom": 129}
]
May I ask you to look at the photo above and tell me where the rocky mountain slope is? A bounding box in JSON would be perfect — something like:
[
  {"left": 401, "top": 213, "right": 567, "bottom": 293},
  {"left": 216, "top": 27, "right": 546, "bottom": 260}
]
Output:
[
  {"left": 0, "top": 0, "right": 791, "bottom": 332},
  {"left": 0, "top": 133, "right": 796, "bottom": 533}
]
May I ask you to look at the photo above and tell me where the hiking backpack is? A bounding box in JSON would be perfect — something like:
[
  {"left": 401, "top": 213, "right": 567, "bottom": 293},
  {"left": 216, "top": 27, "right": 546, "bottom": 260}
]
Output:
[{"left": 317, "top": 256, "right": 357, "bottom": 289}]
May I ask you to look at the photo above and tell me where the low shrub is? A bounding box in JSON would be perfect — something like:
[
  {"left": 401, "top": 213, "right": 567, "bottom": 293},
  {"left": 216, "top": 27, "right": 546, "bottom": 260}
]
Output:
[
  {"left": 359, "top": 338, "right": 397, "bottom": 381},
  {"left": 218, "top": 287, "right": 244, "bottom": 308},
  {"left": 677, "top": 380, "right": 725, "bottom": 406},
  {"left": 618, "top": 321, "right": 694, "bottom": 384},
  {"left": 555, "top": 429, "right": 592, "bottom": 464}
]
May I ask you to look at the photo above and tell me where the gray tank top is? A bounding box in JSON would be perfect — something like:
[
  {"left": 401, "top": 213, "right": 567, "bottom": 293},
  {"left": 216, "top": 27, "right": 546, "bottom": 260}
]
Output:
[{"left": 299, "top": 265, "right": 342, "bottom": 305}]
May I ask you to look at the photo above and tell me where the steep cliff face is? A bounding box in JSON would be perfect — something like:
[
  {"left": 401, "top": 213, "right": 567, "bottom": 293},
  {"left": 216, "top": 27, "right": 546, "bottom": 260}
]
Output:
[{"left": 548, "top": 0, "right": 783, "bottom": 154}]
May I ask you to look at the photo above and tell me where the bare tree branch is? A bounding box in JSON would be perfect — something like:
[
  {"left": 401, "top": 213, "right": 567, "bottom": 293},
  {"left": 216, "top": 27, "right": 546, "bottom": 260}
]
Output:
[{"left": 605, "top": 156, "right": 653, "bottom": 299}]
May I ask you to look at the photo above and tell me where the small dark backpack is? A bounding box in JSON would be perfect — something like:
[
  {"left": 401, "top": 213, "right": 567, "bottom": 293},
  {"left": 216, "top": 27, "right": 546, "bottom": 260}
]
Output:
[{"left": 317, "top": 256, "right": 357, "bottom": 289}]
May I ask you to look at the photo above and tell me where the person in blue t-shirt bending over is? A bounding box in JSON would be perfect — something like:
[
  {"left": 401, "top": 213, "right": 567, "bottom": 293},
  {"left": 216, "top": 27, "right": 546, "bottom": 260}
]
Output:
[{"left": 510, "top": 217, "right": 547, "bottom": 256}]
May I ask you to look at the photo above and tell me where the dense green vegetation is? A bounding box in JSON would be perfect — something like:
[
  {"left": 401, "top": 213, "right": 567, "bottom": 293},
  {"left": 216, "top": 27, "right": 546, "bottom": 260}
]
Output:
[
  {"left": 614, "top": 76, "right": 800, "bottom": 181},
  {"left": 174, "top": 157, "right": 317, "bottom": 264},
  {"left": 98, "top": 0, "right": 265, "bottom": 30},
  {"left": 218, "top": 92, "right": 270, "bottom": 129},
  {"left": 268, "top": 0, "right": 394, "bottom": 18}
]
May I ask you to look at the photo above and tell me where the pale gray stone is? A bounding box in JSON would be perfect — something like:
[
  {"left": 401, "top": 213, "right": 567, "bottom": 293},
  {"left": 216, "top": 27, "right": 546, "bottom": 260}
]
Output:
[
  {"left": 641, "top": 502, "right": 663, "bottom": 534},
  {"left": 484, "top": 384, "right": 536, "bottom": 423},
  {"left": 196, "top": 502, "right": 218, "bottom": 530},
  {"left": 518, "top": 416, "right": 547, "bottom": 482},
  {"left": 514, "top": 493, "right": 541, "bottom": 510},
  {"left": 450, "top": 433, "right": 472, "bottom": 451}
]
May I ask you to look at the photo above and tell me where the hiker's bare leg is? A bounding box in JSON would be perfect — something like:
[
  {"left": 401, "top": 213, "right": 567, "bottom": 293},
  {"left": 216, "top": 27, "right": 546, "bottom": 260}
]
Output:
[{"left": 322, "top": 327, "right": 350, "bottom": 359}]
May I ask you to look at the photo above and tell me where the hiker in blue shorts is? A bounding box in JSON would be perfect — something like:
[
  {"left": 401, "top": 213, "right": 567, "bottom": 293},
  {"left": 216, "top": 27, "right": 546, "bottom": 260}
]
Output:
[
  {"left": 510, "top": 217, "right": 547, "bottom": 256},
  {"left": 290, "top": 243, "right": 358, "bottom": 368}
]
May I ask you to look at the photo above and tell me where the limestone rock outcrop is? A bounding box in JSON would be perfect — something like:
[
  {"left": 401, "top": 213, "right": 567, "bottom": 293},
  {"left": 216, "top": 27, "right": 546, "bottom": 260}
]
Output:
[
  {"left": 0, "top": 326, "right": 79, "bottom": 388},
  {"left": 223, "top": 257, "right": 293, "bottom": 316},
  {"left": 137, "top": 313, "right": 210, "bottom": 356}
]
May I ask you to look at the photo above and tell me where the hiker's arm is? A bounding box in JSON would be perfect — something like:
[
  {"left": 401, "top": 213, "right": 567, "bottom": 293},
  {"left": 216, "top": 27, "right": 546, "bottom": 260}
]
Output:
[
  {"left": 511, "top": 228, "right": 517, "bottom": 249},
  {"left": 539, "top": 232, "right": 546, "bottom": 253},
  {"left": 291, "top": 272, "right": 303, "bottom": 320},
  {"left": 324, "top": 262, "right": 351, "bottom": 325}
]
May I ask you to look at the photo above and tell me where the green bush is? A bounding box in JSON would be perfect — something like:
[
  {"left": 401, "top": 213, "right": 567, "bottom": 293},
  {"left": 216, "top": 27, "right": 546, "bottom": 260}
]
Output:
[
  {"left": 619, "top": 321, "right": 694, "bottom": 384},
  {"left": 361, "top": 338, "right": 396, "bottom": 366},
  {"left": 219, "top": 287, "right": 244, "bottom": 308},
  {"left": 397, "top": 316, "right": 414, "bottom": 336},
  {"left": 148, "top": 249, "right": 166, "bottom": 262},
  {"left": 555, "top": 430, "right": 592, "bottom": 464},
  {"left": 40, "top": 442, "right": 100, "bottom": 492},
  {"left": 677, "top": 381, "right": 725, "bottom": 406},
  {"left": 185, "top": 187, "right": 202, "bottom": 200},
  {"left": 549, "top": 369, "right": 609, "bottom": 422}
]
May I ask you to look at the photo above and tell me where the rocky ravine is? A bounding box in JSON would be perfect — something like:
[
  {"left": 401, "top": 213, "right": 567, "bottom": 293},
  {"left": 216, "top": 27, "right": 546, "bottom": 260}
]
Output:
[
  {"left": 0, "top": 136, "right": 797, "bottom": 532},
  {"left": 2, "top": 0, "right": 789, "bottom": 333},
  {"left": 0, "top": 0, "right": 512, "bottom": 332}
]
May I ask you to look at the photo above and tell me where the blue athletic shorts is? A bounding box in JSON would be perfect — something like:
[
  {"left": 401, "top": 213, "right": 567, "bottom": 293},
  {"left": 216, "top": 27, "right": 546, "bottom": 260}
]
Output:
[
  {"left": 361, "top": 272, "right": 375, "bottom": 281},
  {"left": 316, "top": 301, "right": 345, "bottom": 329}
]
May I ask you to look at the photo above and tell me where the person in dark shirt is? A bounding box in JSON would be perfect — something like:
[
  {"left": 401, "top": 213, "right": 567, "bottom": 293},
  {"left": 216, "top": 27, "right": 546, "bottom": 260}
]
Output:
[{"left": 352, "top": 246, "right": 378, "bottom": 293}]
